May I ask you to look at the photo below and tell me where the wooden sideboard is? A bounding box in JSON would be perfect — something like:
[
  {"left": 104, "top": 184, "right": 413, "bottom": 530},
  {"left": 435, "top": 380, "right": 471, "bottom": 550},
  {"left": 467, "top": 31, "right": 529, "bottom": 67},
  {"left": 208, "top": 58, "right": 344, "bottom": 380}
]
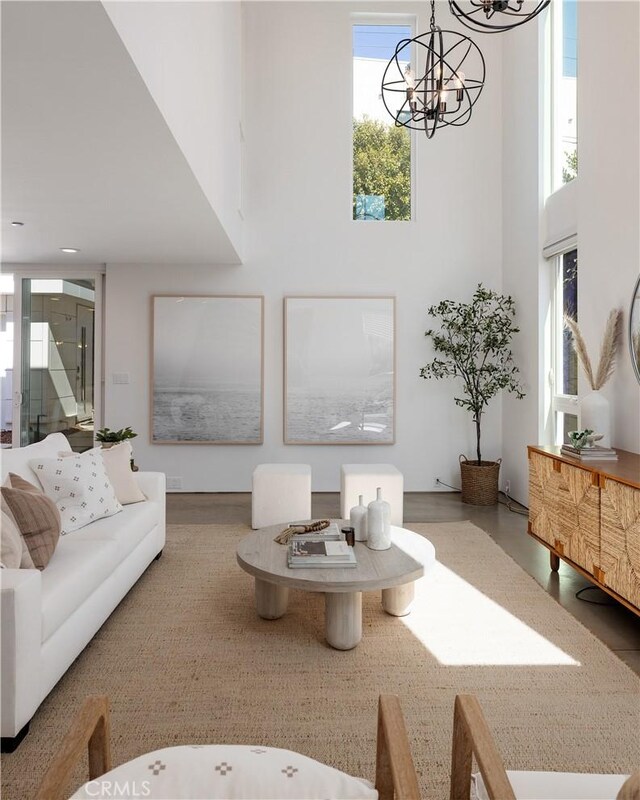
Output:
[{"left": 528, "top": 445, "right": 640, "bottom": 616}]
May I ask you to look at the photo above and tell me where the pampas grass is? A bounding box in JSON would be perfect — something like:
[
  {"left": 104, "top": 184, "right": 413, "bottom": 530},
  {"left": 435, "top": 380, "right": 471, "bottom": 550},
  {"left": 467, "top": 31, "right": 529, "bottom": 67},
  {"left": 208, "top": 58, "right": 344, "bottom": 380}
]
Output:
[{"left": 564, "top": 309, "right": 621, "bottom": 390}]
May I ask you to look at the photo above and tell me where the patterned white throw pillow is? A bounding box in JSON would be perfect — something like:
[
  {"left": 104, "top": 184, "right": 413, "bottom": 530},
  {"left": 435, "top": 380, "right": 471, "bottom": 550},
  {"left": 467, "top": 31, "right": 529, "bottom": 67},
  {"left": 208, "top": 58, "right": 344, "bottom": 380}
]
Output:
[
  {"left": 70, "top": 744, "right": 378, "bottom": 799},
  {"left": 29, "top": 452, "right": 122, "bottom": 534}
]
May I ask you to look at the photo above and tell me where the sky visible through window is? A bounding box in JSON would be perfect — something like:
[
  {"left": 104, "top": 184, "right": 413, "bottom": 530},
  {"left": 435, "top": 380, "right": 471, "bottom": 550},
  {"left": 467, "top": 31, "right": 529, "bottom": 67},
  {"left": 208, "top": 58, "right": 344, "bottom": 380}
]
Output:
[
  {"left": 563, "top": 0, "right": 577, "bottom": 78},
  {"left": 352, "top": 24, "right": 409, "bottom": 61}
]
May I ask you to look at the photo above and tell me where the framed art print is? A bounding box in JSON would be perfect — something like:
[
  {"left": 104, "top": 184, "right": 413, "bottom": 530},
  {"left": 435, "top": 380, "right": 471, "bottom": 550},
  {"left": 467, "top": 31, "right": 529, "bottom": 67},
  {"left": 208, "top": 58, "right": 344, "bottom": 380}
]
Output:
[
  {"left": 152, "top": 295, "right": 264, "bottom": 444},
  {"left": 284, "top": 296, "right": 395, "bottom": 444}
]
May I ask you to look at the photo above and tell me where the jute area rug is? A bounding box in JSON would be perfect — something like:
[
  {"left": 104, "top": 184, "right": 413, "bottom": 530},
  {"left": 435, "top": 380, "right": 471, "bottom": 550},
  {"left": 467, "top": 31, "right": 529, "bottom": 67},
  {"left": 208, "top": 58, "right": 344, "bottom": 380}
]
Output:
[{"left": 2, "top": 522, "right": 639, "bottom": 799}]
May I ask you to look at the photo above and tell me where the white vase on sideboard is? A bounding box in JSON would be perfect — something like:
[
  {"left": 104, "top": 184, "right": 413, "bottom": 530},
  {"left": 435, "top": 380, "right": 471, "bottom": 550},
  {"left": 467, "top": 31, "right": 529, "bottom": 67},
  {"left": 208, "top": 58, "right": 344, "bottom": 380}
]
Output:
[
  {"left": 580, "top": 390, "right": 611, "bottom": 448},
  {"left": 367, "top": 487, "right": 391, "bottom": 551}
]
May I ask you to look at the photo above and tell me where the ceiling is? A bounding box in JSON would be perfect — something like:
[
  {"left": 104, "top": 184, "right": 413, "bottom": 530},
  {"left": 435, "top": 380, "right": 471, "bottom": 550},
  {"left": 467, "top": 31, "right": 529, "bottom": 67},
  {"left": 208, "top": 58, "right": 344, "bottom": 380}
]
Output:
[{"left": 1, "top": 1, "right": 241, "bottom": 266}]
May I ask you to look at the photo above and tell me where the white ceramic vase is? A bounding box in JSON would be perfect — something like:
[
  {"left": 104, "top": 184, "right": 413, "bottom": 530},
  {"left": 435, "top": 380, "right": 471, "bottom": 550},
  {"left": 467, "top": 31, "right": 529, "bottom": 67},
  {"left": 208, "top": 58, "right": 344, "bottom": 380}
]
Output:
[
  {"left": 580, "top": 390, "right": 611, "bottom": 448},
  {"left": 367, "top": 487, "right": 391, "bottom": 551},
  {"left": 350, "top": 494, "right": 368, "bottom": 542}
]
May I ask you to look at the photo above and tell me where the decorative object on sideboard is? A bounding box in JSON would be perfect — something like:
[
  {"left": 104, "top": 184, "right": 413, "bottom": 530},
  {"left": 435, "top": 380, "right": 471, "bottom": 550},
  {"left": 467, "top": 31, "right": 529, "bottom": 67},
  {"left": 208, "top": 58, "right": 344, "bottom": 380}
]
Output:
[
  {"left": 564, "top": 309, "right": 622, "bottom": 448},
  {"left": 448, "top": 0, "right": 550, "bottom": 34},
  {"left": 567, "top": 429, "right": 597, "bottom": 451},
  {"left": 420, "top": 284, "right": 525, "bottom": 505},
  {"left": 629, "top": 274, "right": 640, "bottom": 384},
  {"left": 350, "top": 494, "right": 368, "bottom": 542},
  {"left": 367, "top": 487, "right": 391, "bottom": 551},
  {"left": 381, "top": 0, "right": 485, "bottom": 140}
]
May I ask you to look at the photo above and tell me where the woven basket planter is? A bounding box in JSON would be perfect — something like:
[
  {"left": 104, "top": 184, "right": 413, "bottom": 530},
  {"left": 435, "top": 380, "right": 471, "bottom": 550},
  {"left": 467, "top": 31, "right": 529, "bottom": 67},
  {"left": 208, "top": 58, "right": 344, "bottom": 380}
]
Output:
[{"left": 459, "top": 456, "right": 501, "bottom": 506}]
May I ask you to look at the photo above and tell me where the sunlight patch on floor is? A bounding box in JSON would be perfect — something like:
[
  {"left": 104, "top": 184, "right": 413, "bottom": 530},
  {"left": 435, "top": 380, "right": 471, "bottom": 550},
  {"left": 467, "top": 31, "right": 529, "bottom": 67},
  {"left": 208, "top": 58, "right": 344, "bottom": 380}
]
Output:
[{"left": 402, "top": 562, "right": 581, "bottom": 666}]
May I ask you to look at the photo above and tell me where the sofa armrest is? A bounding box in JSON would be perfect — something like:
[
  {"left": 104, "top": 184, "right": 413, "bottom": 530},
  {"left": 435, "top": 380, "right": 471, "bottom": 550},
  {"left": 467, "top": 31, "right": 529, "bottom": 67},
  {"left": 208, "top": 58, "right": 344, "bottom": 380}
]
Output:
[
  {"left": 1, "top": 568, "right": 42, "bottom": 737},
  {"left": 134, "top": 472, "right": 166, "bottom": 552},
  {"left": 134, "top": 471, "right": 166, "bottom": 505}
]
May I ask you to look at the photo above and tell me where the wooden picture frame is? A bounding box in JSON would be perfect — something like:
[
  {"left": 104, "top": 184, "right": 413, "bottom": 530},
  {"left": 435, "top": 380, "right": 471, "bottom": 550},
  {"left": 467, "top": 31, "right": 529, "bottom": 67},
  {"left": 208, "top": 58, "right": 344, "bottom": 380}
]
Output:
[
  {"left": 151, "top": 295, "right": 264, "bottom": 444},
  {"left": 284, "top": 296, "right": 396, "bottom": 445}
]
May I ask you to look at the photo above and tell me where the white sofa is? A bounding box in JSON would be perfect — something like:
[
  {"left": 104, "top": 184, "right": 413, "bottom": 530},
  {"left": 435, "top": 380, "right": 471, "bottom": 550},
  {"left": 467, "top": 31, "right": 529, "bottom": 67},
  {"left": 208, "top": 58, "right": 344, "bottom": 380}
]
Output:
[{"left": 0, "top": 433, "right": 165, "bottom": 749}]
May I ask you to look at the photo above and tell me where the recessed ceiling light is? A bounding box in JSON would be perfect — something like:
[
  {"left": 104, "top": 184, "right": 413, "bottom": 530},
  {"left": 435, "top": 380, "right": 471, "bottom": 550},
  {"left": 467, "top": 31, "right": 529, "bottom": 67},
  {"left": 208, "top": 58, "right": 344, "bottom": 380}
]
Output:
[
  {"left": 11, "top": 221, "right": 24, "bottom": 227},
  {"left": 60, "top": 247, "right": 80, "bottom": 253}
]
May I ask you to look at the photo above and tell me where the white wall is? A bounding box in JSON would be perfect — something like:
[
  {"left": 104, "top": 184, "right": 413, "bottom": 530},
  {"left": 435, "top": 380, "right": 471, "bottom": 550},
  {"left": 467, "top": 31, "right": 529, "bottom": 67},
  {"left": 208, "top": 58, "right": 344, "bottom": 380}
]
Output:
[
  {"left": 103, "top": 1, "right": 243, "bottom": 259},
  {"left": 501, "top": 18, "right": 546, "bottom": 505},
  {"left": 577, "top": 0, "right": 640, "bottom": 454},
  {"left": 104, "top": 1, "right": 505, "bottom": 492},
  {"left": 502, "top": 0, "right": 640, "bottom": 506}
]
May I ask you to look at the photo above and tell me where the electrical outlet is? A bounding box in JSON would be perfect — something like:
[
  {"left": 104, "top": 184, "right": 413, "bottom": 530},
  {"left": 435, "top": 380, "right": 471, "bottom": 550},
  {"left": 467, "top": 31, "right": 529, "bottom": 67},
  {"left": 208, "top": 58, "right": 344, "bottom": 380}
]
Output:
[
  {"left": 166, "top": 477, "right": 183, "bottom": 491},
  {"left": 504, "top": 479, "right": 511, "bottom": 496}
]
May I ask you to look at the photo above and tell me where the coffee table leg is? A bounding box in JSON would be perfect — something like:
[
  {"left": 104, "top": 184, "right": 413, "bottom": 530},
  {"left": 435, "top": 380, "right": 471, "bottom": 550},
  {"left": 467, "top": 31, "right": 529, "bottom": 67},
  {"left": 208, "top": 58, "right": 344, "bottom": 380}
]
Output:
[
  {"left": 324, "top": 592, "right": 362, "bottom": 650},
  {"left": 255, "top": 578, "right": 289, "bottom": 620},
  {"left": 381, "top": 582, "right": 415, "bottom": 617}
]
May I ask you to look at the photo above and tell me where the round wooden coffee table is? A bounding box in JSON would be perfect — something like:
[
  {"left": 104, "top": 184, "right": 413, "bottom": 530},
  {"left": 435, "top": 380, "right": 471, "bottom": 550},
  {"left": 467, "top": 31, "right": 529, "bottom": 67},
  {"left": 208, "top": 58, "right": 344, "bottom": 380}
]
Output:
[{"left": 236, "top": 523, "right": 436, "bottom": 650}]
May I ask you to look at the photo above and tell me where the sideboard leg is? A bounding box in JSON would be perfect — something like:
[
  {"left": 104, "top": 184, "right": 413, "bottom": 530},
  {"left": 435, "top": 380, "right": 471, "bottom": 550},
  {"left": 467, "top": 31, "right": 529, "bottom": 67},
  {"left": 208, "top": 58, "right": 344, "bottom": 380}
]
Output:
[
  {"left": 550, "top": 552, "right": 560, "bottom": 572},
  {"left": 255, "top": 579, "right": 289, "bottom": 620}
]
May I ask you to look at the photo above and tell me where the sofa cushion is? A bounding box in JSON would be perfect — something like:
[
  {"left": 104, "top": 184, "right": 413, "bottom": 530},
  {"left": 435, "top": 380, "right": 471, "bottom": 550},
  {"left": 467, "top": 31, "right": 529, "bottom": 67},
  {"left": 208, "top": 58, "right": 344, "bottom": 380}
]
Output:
[
  {"left": 1, "top": 474, "right": 61, "bottom": 569},
  {"left": 91, "top": 443, "right": 145, "bottom": 505},
  {"left": 29, "top": 452, "right": 122, "bottom": 534},
  {"left": 0, "top": 433, "right": 71, "bottom": 487},
  {"left": 64, "top": 500, "right": 160, "bottom": 565},
  {"left": 41, "top": 538, "right": 117, "bottom": 642},
  {"left": 471, "top": 770, "right": 631, "bottom": 800}
]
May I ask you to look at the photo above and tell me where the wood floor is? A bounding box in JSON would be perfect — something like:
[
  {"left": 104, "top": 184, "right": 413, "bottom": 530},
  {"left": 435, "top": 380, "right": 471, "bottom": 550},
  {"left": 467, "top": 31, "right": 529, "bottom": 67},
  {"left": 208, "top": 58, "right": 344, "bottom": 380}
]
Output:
[{"left": 167, "top": 491, "right": 640, "bottom": 676}]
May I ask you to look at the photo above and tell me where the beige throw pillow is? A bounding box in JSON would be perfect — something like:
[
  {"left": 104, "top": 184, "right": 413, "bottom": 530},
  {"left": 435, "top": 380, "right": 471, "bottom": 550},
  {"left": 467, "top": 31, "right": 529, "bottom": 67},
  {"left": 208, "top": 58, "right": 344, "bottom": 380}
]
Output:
[
  {"left": 1, "top": 474, "right": 61, "bottom": 569},
  {"left": 98, "top": 443, "right": 145, "bottom": 505}
]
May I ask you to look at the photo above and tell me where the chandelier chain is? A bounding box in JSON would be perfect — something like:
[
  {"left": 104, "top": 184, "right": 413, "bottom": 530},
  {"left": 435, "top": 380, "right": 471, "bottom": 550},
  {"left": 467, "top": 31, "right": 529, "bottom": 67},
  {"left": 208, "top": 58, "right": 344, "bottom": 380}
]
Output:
[{"left": 429, "top": 0, "right": 437, "bottom": 31}]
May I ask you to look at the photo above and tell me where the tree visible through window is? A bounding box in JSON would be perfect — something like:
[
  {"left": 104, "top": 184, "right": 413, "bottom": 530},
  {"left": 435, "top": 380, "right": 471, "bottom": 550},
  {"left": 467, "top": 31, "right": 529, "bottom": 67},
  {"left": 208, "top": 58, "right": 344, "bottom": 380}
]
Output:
[{"left": 353, "top": 23, "right": 412, "bottom": 221}]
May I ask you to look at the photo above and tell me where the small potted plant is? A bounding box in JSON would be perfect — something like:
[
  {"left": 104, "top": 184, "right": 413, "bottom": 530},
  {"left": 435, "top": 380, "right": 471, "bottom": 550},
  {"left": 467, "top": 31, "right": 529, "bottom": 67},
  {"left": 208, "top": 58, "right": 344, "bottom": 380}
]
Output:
[
  {"left": 96, "top": 426, "right": 138, "bottom": 447},
  {"left": 96, "top": 426, "right": 138, "bottom": 470},
  {"left": 420, "top": 284, "right": 525, "bottom": 505}
]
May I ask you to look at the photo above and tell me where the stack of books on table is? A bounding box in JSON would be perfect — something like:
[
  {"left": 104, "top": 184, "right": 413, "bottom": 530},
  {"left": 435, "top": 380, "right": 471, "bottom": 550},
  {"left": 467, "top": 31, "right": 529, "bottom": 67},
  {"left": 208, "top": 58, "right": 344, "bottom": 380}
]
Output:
[
  {"left": 561, "top": 444, "right": 619, "bottom": 461},
  {"left": 288, "top": 535, "right": 357, "bottom": 569}
]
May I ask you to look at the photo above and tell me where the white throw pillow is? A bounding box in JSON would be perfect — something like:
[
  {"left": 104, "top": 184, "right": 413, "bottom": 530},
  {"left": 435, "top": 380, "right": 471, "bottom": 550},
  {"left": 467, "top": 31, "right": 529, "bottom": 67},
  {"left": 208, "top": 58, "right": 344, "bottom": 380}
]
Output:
[
  {"left": 29, "top": 452, "right": 122, "bottom": 534},
  {"left": 70, "top": 744, "right": 378, "bottom": 799},
  {"left": 65, "top": 443, "right": 145, "bottom": 506}
]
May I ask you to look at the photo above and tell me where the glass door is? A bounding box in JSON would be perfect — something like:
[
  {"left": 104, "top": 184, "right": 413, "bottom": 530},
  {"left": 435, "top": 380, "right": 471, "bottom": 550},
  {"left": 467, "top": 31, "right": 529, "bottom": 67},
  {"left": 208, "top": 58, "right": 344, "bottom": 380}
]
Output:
[{"left": 14, "top": 276, "right": 99, "bottom": 451}]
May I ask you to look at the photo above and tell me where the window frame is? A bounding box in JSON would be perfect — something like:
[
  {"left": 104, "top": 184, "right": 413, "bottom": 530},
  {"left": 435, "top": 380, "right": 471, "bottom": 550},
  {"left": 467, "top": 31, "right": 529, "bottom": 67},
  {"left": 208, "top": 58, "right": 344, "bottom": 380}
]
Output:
[
  {"left": 550, "top": 248, "right": 579, "bottom": 445},
  {"left": 350, "top": 13, "right": 416, "bottom": 224},
  {"left": 549, "top": 0, "right": 577, "bottom": 193}
]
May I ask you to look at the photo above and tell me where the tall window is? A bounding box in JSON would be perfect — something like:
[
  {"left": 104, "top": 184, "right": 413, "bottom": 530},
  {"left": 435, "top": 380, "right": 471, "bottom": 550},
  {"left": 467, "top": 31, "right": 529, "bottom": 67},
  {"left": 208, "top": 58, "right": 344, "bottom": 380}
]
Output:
[
  {"left": 352, "top": 21, "right": 413, "bottom": 221},
  {"left": 552, "top": 248, "right": 578, "bottom": 444},
  {"left": 552, "top": 0, "right": 577, "bottom": 189}
]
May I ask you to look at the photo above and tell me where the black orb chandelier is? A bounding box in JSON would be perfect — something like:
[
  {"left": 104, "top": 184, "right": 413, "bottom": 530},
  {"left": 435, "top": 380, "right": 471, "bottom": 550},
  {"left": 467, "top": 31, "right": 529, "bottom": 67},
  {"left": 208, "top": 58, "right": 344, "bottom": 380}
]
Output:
[
  {"left": 381, "top": 0, "right": 485, "bottom": 139},
  {"left": 448, "top": 0, "right": 551, "bottom": 33}
]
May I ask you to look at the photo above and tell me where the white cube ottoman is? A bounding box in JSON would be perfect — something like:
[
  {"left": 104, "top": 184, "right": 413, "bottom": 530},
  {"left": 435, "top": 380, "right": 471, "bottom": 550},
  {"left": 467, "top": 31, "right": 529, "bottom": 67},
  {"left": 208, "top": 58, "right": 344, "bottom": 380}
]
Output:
[
  {"left": 252, "top": 464, "right": 312, "bottom": 529},
  {"left": 340, "top": 464, "right": 403, "bottom": 525}
]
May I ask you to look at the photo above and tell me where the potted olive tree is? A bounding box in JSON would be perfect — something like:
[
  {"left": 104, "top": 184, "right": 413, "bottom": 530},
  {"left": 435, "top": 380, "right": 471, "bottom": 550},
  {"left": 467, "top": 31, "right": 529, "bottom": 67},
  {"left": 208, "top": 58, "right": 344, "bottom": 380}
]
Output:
[{"left": 420, "top": 284, "right": 525, "bottom": 505}]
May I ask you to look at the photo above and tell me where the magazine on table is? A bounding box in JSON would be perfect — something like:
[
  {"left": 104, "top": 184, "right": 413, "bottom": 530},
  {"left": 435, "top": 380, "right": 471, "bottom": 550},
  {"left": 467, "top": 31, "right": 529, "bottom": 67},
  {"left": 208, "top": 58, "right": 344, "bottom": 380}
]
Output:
[{"left": 287, "top": 536, "right": 357, "bottom": 568}]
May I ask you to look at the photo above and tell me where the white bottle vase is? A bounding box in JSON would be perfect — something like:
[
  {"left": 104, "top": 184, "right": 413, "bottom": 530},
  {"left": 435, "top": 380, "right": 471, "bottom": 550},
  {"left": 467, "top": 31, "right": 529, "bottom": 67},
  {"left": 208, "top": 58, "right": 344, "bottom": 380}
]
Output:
[
  {"left": 580, "top": 390, "right": 611, "bottom": 448},
  {"left": 350, "top": 494, "right": 368, "bottom": 542},
  {"left": 367, "top": 487, "right": 391, "bottom": 551}
]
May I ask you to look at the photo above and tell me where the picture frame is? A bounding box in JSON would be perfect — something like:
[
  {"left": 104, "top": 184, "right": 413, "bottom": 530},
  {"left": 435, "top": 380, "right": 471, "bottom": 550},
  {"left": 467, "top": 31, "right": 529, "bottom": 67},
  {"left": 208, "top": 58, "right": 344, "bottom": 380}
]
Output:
[
  {"left": 151, "top": 295, "right": 264, "bottom": 444},
  {"left": 284, "top": 296, "right": 396, "bottom": 445}
]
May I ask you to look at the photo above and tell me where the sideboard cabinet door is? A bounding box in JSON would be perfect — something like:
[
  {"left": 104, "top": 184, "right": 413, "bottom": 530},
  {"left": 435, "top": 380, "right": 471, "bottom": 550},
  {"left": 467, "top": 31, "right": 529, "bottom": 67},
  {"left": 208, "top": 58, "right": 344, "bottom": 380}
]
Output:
[
  {"left": 529, "top": 451, "right": 600, "bottom": 573},
  {"left": 600, "top": 478, "right": 640, "bottom": 608}
]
